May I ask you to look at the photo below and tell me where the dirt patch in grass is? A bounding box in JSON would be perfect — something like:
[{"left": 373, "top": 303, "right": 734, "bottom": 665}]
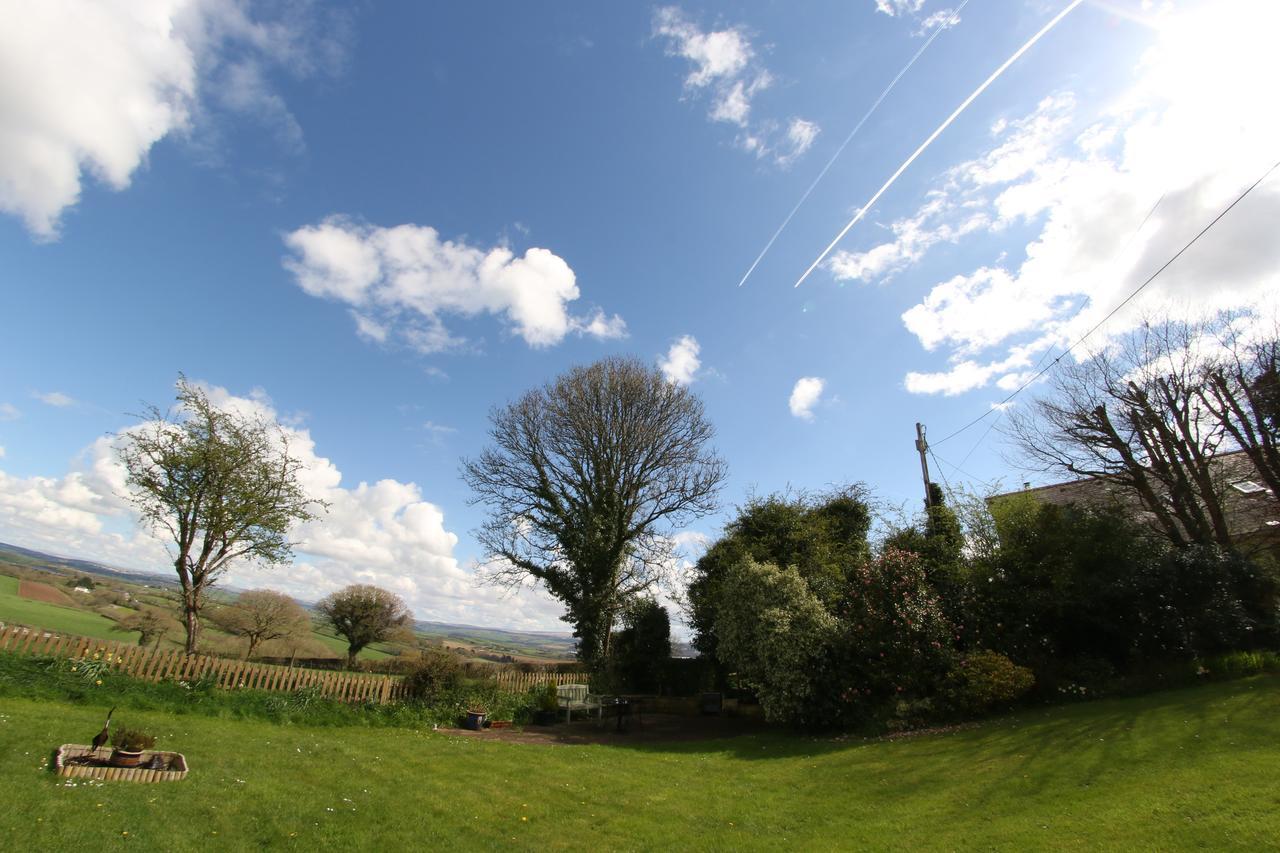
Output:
[
  {"left": 18, "top": 580, "right": 76, "bottom": 607},
  {"left": 440, "top": 712, "right": 770, "bottom": 746}
]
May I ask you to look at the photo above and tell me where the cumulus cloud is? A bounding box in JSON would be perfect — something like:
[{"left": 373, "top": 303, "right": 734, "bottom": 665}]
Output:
[
  {"left": 34, "top": 391, "right": 75, "bottom": 407},
  {"left": 0, "top": 0, "right": 347, "bottom": 239},
  {"left": 659, "top": 335, "right": 702, "bottom": 386},
  {"left": 0, "top": 380, "right": 569, "bottom": 631},
  {"left": 0, "top": 403, "right": 19, "bottom": 422},
  {"left": 788, "top": 377, "right": 826, "bottom": 420},
  {"left": 834, "top": 3, "right": 1280, "bottom": 396},
  {"left": 652, "top": 6, "right": 819, "bottom": 166},
  {"left": 283, "top": 217, "right": 626, "bottom": 352}
]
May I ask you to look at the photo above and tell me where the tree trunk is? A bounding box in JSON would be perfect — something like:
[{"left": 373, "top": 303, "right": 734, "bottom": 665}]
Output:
[
  {"left": 346, "top": 646, "right": 359, "bottom": 670},
  {"left": 183, "top": 604, "right": 200, "bottom": 655}
]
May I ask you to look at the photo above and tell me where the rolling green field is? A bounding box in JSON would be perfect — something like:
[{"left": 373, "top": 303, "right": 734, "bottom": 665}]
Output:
[
  {"left": 0, "top": 575, "right": 139, "bottom": 643},
  {"left": 1, "top": 674, "right": 1277, "bottom": 850}
]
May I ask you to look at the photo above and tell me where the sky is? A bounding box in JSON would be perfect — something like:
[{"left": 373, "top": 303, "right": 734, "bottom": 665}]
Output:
[{"left": 1, "top": 0, "right": 1278, "bottom": 635}]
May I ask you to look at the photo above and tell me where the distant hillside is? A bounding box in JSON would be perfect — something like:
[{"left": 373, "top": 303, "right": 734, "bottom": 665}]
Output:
[
  {"left": 0, "top": 540, "right": 577, "bottom": 662},
  {"left": 0, "top": 541, "right": 177, "bottom": 588}
]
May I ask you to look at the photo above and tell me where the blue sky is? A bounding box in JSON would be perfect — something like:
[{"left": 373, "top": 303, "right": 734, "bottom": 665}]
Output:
[{"left": 2, "top": 0, "right": 1277, "bottom": 632}]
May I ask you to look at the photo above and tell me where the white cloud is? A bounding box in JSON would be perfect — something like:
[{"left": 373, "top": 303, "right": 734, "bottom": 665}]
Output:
[
  {"left": 0, "top": 404, "right": 19, "bottom": 422},
  {"left": 779, "top": 118, "right": 821, "bottom": 167},
  {"left": 653, "top": 6, "right": 819, "bottom": 166},
  {"left": 916, "top": 8, "right": 962, "bottom": 36},
  {"left": 283, "top": 217, "right": 625, "bottom": 352},
  {"left": 34, "top": 391, "right": 75, "bottom": 407},
  {"left": 659, "top": 335, "right": 702, "bottom": 386},
  {"left": 0, "top": 0, "right": 344, "bottom": 239},
  {"left": 0, "top": 447, "right": 5, "bottom": 459},
  {"left": 571, "top": 308, "right": 629, "bottom": 341},
  {"left": 875, "top": 0, "right": 925, "bottom": 17},
  {"left": 788, "top": 377, "right": 826, "bottom": 420},
  {"left": 0, "top": 379, "right": 569, "bottom": 631},
  {"left": 833, "top": 3, "right": 1280, "bottom": 395}
]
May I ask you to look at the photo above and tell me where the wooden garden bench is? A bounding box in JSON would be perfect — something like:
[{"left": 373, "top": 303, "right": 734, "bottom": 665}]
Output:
[{"left": 556, "top": 683, "right": 602, "bottom": 723}]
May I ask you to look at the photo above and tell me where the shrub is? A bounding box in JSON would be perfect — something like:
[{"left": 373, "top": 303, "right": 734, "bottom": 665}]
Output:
[
  {"left": 712, "top": 558, "right": 837, "bottom": 726},
  {"left": 536, "top": 682, "right": 558, "bottom": 713},
  {"left": 943, "top": 650, "right": 1034, "bottom": 715},
  {"left": 1203, "top": 650, "right": 1280, "bottom": 679},
  {"left": 402, "top": 649, "right": 464, "bottom": 702}
]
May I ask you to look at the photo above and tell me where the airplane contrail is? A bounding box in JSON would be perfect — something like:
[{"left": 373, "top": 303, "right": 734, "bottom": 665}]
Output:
[
  {"left": 794, "top": 0, "right": 1085, "bottom": 288},
  {"left": 736, "top": 0, "right": 971, "bottom": 289}
]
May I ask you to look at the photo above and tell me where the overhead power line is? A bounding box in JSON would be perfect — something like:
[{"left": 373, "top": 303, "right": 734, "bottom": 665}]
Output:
[{"left": 932, "top": 157, "right": 1280, "bottom": 448}]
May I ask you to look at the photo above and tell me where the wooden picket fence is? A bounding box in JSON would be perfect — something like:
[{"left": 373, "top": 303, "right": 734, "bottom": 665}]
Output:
[
  {"left": 0, "top": 623, "right": 408, "bottom": 704},
  {"left": 0, "top": 621, "right": 583, "bottom": 701},
  {"left": 491, "top": 670, "right": 583, "bottom": 693}
]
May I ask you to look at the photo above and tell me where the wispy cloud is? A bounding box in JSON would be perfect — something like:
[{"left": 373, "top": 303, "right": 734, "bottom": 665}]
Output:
[
  {"left": 33, "top": 391, "right": 75, "bottom": 408},
  {"left": 848, "top": 2, "right": 1280, "bottom": 397},
  {"left": 795, "top": 0, "right": 1084, "bottom": 288},
  {"left": 0, "top": 404, "right": 19, "bottom": 422},
  {"left": 652, "top": 6, "right": 819, "bottom": 166}
]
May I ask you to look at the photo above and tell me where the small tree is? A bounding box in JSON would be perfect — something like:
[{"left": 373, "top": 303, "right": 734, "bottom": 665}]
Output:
[
  {"left": 316, "top": 584, "right": 412, "bottom": 668},
  {"left": 611, "top": 599, "right": 672, "bottom": 693},
  {"left": 462, "top": 356, "right": 726, "bottom": 668},
  {"left": 117, "top": 377, "right": 324, "bottom": 654},
  {"left": 113, "top": 606, "right": 180, "bottom": 650},
  {"left": 211, "top": 590, "right": 311, "bottom": 660}
]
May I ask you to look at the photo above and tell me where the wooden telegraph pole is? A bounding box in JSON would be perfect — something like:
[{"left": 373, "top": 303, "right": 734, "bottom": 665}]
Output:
[{"left": 915, "top": 422, "right": 933, "bottom": 509}]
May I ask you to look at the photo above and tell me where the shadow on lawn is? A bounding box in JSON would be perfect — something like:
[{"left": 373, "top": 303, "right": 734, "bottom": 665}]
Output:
[{"left": 572, "top": 675, "right": 1278, "bottom": 771}]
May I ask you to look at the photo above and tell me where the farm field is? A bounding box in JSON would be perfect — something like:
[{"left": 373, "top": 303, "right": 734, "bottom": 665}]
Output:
[
  {"left": 1, "top": 674, "right": 1277, "bottom": 850},
  {"left": 0, "top": 575, "right": 139, "bottom": 643}
]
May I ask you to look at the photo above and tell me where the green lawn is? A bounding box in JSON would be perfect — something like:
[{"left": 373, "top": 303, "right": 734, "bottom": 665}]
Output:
[
  {"left": 0, "top": 575, "right": 139, "bottom": 643},
  {"left": 1, "top": 675, "right": 1277, "bottom": 850}
]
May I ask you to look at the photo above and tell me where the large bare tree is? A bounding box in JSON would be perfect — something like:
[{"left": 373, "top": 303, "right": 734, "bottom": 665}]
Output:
[
  {"left": 1010, "top": 316, "right": 1278, "bottom": 551},
  {"left": 118, "top": 377, "right": 324, "bottom": 654},
  {"left": 211, "top": 589, "right": 312, "bottom": 660},
  {"left": 462, "top": 356, "right": 727, "bottom": 666}
]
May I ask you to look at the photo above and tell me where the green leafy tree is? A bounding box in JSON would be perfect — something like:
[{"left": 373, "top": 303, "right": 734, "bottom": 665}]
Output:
[
  {"left": 117, "top": 377, "right": 325, "bottom": 653},
  {"left": 463, "top": 356, "right": 726, "bottom": 668},
  {"left": 712, "top": 558, "right": 837, "bottom": 725},
  {"left": 611, "top": 598, "right": 672, "bottom": 693},
  {"left": 316, "top": 584, "right": 412, "bottom": 668},
  {"left": 688, "top": 487, "right": 871, "bottom": 663}
]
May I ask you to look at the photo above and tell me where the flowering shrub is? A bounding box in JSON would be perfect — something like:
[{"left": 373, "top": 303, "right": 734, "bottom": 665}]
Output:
[
  {"left": 833, "top": 547, "right": 955, "bottom": 712},
  {"left": 942, "top": 650, "right": 1034, "bottom": 715}
]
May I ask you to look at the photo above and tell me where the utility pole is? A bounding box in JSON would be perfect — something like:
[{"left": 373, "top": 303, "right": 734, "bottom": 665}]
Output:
[{"left": 915, "top": 422, "right": 933, "bottom": 509}]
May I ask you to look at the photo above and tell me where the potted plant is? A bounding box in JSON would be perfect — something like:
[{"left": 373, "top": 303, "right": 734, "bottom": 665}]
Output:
[
  {"left": 533, "top": 682, "right": 559, "bottom": 726},
  {"left": 463, "top": 707, "right": 487, "bottom": 731},
  {"left": 109, "top": 728, "right": 156, "bottom": 768}
]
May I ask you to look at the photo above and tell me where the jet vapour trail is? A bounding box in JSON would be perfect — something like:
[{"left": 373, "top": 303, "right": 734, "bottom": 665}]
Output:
[
  {"left": 736, "top": 0, "right": 972, "bottom": 289},
  {"left": 794, "top": 0, "right": 1085, "bottom": 288}
]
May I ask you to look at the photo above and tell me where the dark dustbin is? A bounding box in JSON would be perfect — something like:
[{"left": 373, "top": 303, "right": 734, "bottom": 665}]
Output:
[{"left": 700, "top": 692, "right": 723, "bottom": 715}]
